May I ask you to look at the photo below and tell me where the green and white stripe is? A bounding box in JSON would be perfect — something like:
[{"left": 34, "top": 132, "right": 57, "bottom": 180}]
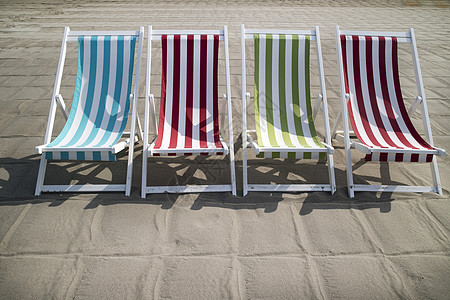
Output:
[{"left": 254, "top": 34, "right": 326, "bottom": 159}]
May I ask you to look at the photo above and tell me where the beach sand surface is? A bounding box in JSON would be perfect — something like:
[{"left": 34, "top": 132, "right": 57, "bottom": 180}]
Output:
[{"left": 0, "top": 0, "right": 449, "bottom": 299}]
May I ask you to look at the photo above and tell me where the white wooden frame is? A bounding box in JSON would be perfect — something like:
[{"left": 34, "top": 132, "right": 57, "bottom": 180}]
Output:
[
  {"left": 241, "top": 25, "right": 336, "bottom": 196},
  {"left": 333, "top": 26, "right": 445, "bottom": 198},
  {"left": 35, "top": 27, "right": 144, "bottom": 196},
  {"left": 141, "top": 26, "right": 237, "bottom": 197}
]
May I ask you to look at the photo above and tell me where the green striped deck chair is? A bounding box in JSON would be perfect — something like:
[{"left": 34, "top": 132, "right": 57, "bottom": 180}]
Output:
[
  {"left": 35, "top": 27, "right": 144, "bottom": 196},
  {"left": 241, "top": 25, "right": 336, "bottom": 196}
]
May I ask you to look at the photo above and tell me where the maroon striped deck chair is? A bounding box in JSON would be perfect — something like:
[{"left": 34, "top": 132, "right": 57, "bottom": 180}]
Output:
[
  {"left": 141, "top": 26, "right": 236, "bottom": 197},
  {"left": 334, "top": 27, "right": 445, "bottom": 198}
]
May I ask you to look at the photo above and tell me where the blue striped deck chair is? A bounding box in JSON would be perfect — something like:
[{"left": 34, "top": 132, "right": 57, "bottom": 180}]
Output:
[
  {"left": 35, "top": 27, "right": 144, "bottom": 196},
  {"left": 241, "top": 25, "right": 336, "bottom": 196}
]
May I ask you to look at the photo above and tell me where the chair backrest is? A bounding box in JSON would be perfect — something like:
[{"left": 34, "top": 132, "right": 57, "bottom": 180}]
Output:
[
  {"left": 48, "top": 34, "right": 137, "bottom": 155},
  {"left": 153, "top": 34, "right": 222, "bottom": 150},
  {"left": 339, "top": 33, "right": 433, "bottom": 162},
  {"left": 254, "top": 34, "right": 324, "bottom": 152}
]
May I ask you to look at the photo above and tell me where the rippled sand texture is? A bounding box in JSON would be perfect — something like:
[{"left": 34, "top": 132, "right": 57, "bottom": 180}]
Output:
[{"left": 0, "top": 0, "right": 449, "bottom": 299}]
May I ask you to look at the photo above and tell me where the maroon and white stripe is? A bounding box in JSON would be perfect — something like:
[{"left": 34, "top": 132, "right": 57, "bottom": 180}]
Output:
[
  {"left": 341, "top": 35, "right": 434, "bottom": 162},
  {"left": 150, "top": 34, "right": 224, "bottom": 156}
]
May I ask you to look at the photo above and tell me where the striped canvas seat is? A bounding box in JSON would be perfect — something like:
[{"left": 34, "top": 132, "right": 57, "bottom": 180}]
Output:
[
  {"left": 142, "top": 27, "right": 236, "bottom": 197},
  {"left": 336, "top": 27, "right": 445, "bottom": 197},
  {"left": 149, "top": 34, "right": 227, "bottom": 156},
  {"left": 340, "top": 34, "right": 438, "bottom": 162},
  {"left": 35, "top": 27, "right": 143, "bottom": 196},
  {"left": 252, "top": 34, "right": 327, "bottom": 160},
  {"left": 40, "top": 35, "right": 136, "bottom": 161},
  {"left": 241, "top": 25, "right": 336, "bottom": 196}
]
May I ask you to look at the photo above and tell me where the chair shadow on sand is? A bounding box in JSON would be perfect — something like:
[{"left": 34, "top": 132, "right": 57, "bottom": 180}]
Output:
[
  {"left": 0, "top": 142, "right": 401, "bottom": 216},
  {"left": 0, "top": 147, "right": 235, "bottom": 210},
  {"left": 298, "top": 159, "right": 395, "bottom": 215},
  {"left": 0, "top": 153, "right": 139, "bottom": 205},
  {"left": 186, "top": 137, "right": 395, "bottom": 214}
]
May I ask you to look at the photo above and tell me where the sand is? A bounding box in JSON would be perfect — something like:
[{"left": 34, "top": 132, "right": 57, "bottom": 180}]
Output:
[{"left": 0, "top": 0, "right": 449, "bottom": 299}]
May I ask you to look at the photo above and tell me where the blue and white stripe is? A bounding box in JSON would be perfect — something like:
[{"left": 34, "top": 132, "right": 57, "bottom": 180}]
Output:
[{"left": 44, "top": 35, "right": 136, "bottom": 161}]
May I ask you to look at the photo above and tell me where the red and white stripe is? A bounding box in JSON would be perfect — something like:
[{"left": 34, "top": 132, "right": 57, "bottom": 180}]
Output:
[
  {"left": 150, "top": 34, "right": 226, "bottom": 156},
  {"left": 341, "top": 35, "right": 435, "bottom": 162}
]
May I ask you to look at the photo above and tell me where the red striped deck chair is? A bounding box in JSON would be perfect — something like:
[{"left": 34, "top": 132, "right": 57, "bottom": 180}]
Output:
[
  {"left": 334, "top": 27, "right": 445, "bottom": 197},
  {"left": 241, "top": 25, "right": 336, "bottom": 196},
  {"left": 141, "top": 26, "right": 236, "bottom": 197},
  {"left": 35, "top": 27, "right": 144, "bottom": 196}
]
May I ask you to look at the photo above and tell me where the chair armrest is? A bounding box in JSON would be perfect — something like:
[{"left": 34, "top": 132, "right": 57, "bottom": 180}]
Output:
[
  {"left": 220, "top": 94, "right": 227, "bottom": 131},
  {"left": 313, "top": 94, "right": 323, "bottom": 121},
  {"left": 35, "top": 144, "right": 48, "bottom": 154},
  {"left": 321, "top": 142, "right": 334, "bottom": 155},
  {"left": 147, "top": 93, "right": 158, "bottom": 135},
  {"left": 55, "top": 94, "right": 68, "bottom": 120},
  {"left": 408, "top": 96, "right": 423, "bottom": 115},
  {"left": 435, "top": 147, "right": 446, "bottom": 156}
]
